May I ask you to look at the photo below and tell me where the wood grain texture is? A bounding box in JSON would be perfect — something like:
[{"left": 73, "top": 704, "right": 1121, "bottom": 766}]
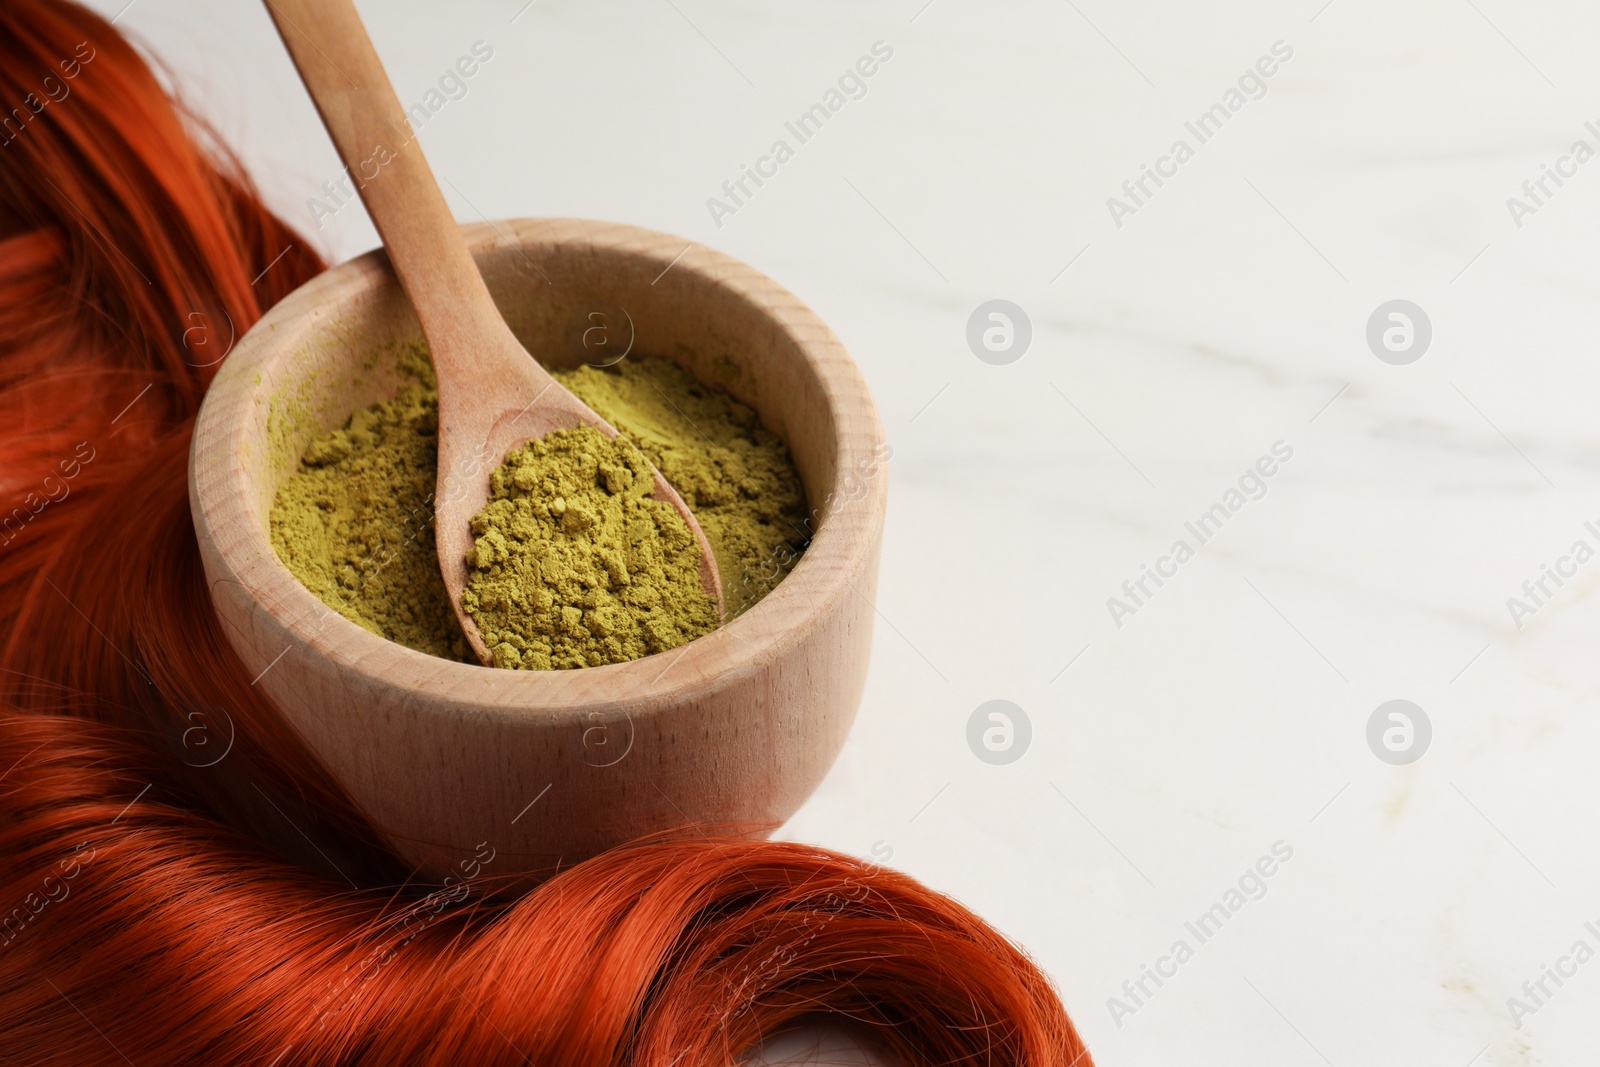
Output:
[
  {"left": 189, "top": 218, "right": 888, "bottom": 879},
  {"left": 262, "top": 0, "right": 722, "bottom": 665}
]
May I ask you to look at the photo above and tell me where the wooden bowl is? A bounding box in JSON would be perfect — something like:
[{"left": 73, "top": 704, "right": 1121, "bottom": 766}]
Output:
[{"left": 189, "top": 218, "right": 887, "bottom": 879}]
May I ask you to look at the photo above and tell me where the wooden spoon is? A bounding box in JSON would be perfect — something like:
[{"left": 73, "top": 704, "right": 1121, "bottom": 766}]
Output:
[{"left": 263, "top": 0, "right": 724, "bottom": 665}]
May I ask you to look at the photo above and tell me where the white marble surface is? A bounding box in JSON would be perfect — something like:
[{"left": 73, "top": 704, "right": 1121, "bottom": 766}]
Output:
[{"left": 92, "top": 0, "right": 1600, "bottom": 1063}]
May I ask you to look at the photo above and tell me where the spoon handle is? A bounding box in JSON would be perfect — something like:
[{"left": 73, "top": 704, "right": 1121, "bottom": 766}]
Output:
[{"left": 262, "top": 0, "right": 540, "bottom": 386}]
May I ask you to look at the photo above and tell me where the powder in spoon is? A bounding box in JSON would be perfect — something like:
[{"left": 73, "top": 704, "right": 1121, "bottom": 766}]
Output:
[
  {"left": 268, "top": 349, "right": 808, "bottom": 667},
  {"left": 461, "top": 426, "right": 717, "bottom": 669}
]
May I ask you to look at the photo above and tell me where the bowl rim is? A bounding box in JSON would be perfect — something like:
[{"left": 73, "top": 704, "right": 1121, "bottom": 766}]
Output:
[{"left": 189, "top": 216, "right": 887, "bottom": 718}]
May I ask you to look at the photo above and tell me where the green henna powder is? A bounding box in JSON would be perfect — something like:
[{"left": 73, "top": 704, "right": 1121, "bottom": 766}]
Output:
[
  {"left": 268, "top": 350, "right": 469, "bottom": 661},
  {"left": 269, "top": 352, "right": 809, "bottom": 669},
  {"left": 460, "top": 425, "right": 717, "bottom": 670}
]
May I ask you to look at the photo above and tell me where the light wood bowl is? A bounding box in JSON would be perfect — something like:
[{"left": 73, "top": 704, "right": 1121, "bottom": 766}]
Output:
[{"left": 189, "top": 218, "right": 887, "bottom": 879}]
